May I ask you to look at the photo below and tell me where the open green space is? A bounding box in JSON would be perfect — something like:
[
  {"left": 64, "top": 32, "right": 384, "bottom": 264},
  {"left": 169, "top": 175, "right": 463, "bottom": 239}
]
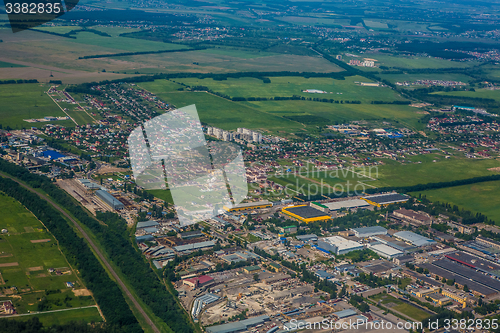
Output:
[
  {"left": 138, "top": 82, "right": 305, "bottom": 133},
  {"left": 353, "top": 53, "right": 478, "bottom": 69},
  {"left": 69, "top": 32, "right": 187, "bottom": 52},
  {"left": 412, "top": 180, "right": 500, "bottom": 223},
  {"left": 431, "top": 89, "right": 500, "bottom": 102},
  {"left": 0, "top": 193, "right": 81, "bottom": 292},
  {"left": 0, "top": 61, "right": 25, "bottom": 68},
  {"left": 0, "top": 84, "right": 75, "bottom": 129},
  {"left": 370, "top": 293, "right": 431, "bottom": 321},
  {"left": 12, "top": 306, "right": 103, "bottom": 326},
  {"left": 366, "top": 154, "right": 500, "bottom": 187},
  {"left": 379, "top": 73, "right": 473, "bottom": 84},
  {"left": 244, "top": 100, "right": 424, "bottom": 130},
  {"left": 175, "top": 75, "right": 407, "bottom": 102}
]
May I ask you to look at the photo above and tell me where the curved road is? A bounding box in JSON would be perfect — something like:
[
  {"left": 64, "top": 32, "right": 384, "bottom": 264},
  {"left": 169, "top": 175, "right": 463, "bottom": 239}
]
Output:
[{"left": 0, "top": 172, "right": 160, "bottom": 333}]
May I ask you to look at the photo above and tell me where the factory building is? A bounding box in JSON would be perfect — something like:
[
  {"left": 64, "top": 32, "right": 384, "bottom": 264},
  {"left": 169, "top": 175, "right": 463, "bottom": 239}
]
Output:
[
  {"left": 393, "top": 231, "right": 436, "bottom": 247},
  {"left": 317, "top": 236, "right": 363, "bottom": 255},
  {"left": 351, "top": 226, "right": 387, "bottom": 238},
  {"left": 95, "top": 190, "right": 125, "bottom": 210},
  {"left": 296, "top": 234, "right": 318, "bottom": 243},
  {"left": 281, "top": 205, "right": 331, "bottom": 223},
  {"left": 361, "top": 193, "right": 409, "bottom": 207},
  {"left": 223, "top": 200, "right": 272, "bottom": 212},
  {"left": 174, "top": 241, "right": 215, "bottom": 253},
  {"left": 323, "top": 199, "right": 370, "bottom": 211},
  {"left": 370, "top": 234, "right": 417, "bottom": 252},
  {"left": 368, "top": 244, "right": 403, "bottom": 259}
]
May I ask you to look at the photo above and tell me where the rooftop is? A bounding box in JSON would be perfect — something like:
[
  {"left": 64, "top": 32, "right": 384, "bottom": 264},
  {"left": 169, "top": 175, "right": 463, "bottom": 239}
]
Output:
[
  {"left": 323, "top": 199, "right": 370, "bottom": 211},
  {"left": 362, "top": 193, "right": 409, "bottom": 205},
  {"left": 283, "top": 205, "right": 331, "bottom": 219},
  {"left": 393, "top": 231, "right": 435, "bottom": 247}
]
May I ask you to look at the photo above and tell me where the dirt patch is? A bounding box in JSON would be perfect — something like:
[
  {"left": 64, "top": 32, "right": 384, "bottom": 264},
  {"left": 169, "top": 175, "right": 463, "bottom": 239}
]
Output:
[
  {"left": 73, "top": 289, "right": 92, "bottom": 297},
  {"left": 96, "top": 166, "right": 129, "bottom": 175},
  {"left": 488, "top": 167, "right": 500, "bottom": 172},
  {"left": 28, "top": 266, "right": 43, "bottom": 271},
  {"left": 24, "top": 227, "right": 35, "bottom": 233},
  {"left": 30, "top": 239, "right": 51, "bottom": 243},
  {"left": 0, "top": 254, "right": 13, "bottom": 258},
  {"left": 36, "top": 273, "right": 48, "bottom": 278},
  {"left": 0, "top": 262, "right": 19, "bottom": 267}
]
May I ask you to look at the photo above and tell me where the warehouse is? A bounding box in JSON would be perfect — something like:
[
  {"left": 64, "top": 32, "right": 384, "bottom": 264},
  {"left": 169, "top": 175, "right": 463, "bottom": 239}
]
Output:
[
  {"left": 393, "top": 231, "right": 435, "bottom": 247},
  {"left": 296, "top": 234, "right": 318, "bottom": 242},
  {"left": 223, "top": 200, "right": 272, "bottom": 212},
  {"left": 351, "top": 226, "right": 387, "bottom": 238},
  {"left": 206, "top": 315, "right": 270, "bottom": 333},
  {"left": 317, "top": 236, "right": 363, "bottom": 255},
  {"left": 333, "top": 309, "right": 357, "bottom": 320},
  {"left": 183, "top": 275, "right": 214, "bottom": 289},
  {"left": 95, "top": 190, "right": 125, "bottom": 210},
  {"left": 281, "top": 205, "right": 331, "bottom": 223},
  {"left": 368, "top": 244, "right": 403, "bottom": 259},
  {"left": 323, "top": 199, "right": 370, "bottom": 211},
  {"left": 370, "top": 234, "right": 416, "bottom": 252},
  {"left": 361, "top": 193, "right": 409, "bottom": 207},
  {"left": 174, "top": 240, "right": 215, "bottom": 253},
  {"left": 136, "top": 220, "right": 160, "bottom": 229}
]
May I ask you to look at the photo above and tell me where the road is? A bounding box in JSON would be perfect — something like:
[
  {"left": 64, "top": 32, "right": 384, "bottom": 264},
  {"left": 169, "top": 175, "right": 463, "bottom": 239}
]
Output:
[
  {"left": 9, "top": 305, "right": 99, "bottom": 318},
  {"left": 0, "top": 171, "right": 161, "bottom": 333}
]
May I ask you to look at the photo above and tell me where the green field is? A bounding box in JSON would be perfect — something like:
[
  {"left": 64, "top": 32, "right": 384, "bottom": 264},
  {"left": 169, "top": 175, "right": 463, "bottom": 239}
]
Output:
[
  {"left": 370, "top": 293, "right": 431, "bottom": 322},
  {"left": 0, "top": 193, "right": 77, "bottom": 291},
  {"left": 0, "top": 192, "right": 96, "bottom": 315},
  {"left": 353, "top": 53, "right": 478, "bottom": 69},
  {"left": 365, "top": 154, "right": 500, "bottom": 187},
  {"left": 175, "top": 75, "right": 407, "bottom": 102},
  {"left": 431, "top": 89, "right": 500, "bottom": 102},
  {"left": 379, "top": 73, "right": 473, "bottom": 85},
  {"left": 138, "top": 81, "right": 305, "bottom": 133},
  {"left": 0, "top": 84, "right": 75, "bottom": 129},
  {"left": 0, "top": 61, "right": 25, "bottom": 68},
  {"left": 69, "top": 32, "right": 187, "bottom": 53},
  {"left": 412, "top": 180, "right": 500, "bottom": 223},
  {"left": 12, "top": 306, "right": 103, "bottom": 326},
  {"left": 140, "top": 79, "right": 423, "bottom": 133}
]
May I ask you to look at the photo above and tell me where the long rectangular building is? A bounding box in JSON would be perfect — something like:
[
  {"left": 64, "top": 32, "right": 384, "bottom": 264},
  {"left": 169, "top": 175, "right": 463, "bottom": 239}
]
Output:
[
  {"left": 362, "top": 193, "right": 409, "bottom": 207},
  {"left": 95, "top": 190, "right": 125, "bottom": 210},
  {"left": 281, "top": 205, "right": 331, "bottom": 223},
  {"left": 317, "top": 236, "right": 363, "bottom": 255},
  {"left": 223, "top": 200, "right": 272, "bottom": 212}
]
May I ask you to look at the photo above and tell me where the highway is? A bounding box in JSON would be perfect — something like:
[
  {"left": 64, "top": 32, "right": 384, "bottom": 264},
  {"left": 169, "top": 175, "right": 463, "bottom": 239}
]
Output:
[{"left": 0, "top": 171, "right": 161, "bottom": 333}]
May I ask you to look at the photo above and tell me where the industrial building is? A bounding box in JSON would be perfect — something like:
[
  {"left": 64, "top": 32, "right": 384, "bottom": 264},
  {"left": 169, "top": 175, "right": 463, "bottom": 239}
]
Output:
[
  {"left": 317, "top": 236, "right": 363, "bottom": 255},
  {"left": 136, "top": 221, "right": 159, "bottom": 229},
  {"left": 95, "top": 190, "right": 125, "bottom": 210},
  {"left": 191, "top": 293, "right": 220, "bottom": 320},
  {"left": 281, "top": 205, "right": 331, "bottom": 223},
  {"left": 296, "top": 234, "right": 318, "bottom": 242},
  {"left": 351, "top": 226, "right": 387, "bottom": 238},
  {"left": 393, "top": 231, "right": 435, "bottom": 247},
  {"left": 368, "top": 244, "right": 403, "bottom": 259},
  {"left": 206, "top": 315, "right": 270, "bottom": 333},
  {"left": 370, "top": 234, "right": 416, "bottom": 252},
  {"left": 361, "top": 193, "right": 409, "bottom": 207},
  {"left": 393, "top": 208, "right": 432, "bottom": 226},
  {"left": 183, "top": 275, "right": 214, "bottom": 289},
  {"left": 323, "top": 199, "right": 370, "bottom": 211},
  {"left": 174, "top": 240, "right": 215, "bottom": 253},
  {"left": 223, "top": 200, "right": 272, "bottom": 212}
]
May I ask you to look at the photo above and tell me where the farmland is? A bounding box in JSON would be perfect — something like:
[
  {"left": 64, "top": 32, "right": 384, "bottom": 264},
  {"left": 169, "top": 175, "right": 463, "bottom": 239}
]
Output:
[
  {"left": 12, "top": 306, "right": 103, "bottom": 326},
  {"left": 0, "top": 192, "right": 98, "bottom": 317},
  {"left": 412, "top": 180, "right": 500, "bottom": 223},
  {"left": 363, "top": 154, "right": 500, "bottom": 188},
  {"left": 174, "top": 75, "right": 408, "bottom": 102},
  {"left": 0, "top": 84, "right": 75, "bottom": 129}
]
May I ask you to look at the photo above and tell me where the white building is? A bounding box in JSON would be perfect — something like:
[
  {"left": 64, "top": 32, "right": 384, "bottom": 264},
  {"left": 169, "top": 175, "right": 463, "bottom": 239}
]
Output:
[
  {"left": 317, "top": 236, "right": 363, "bottom": 255},
  {"left": 368, "top": 244, "right": 403, "bottom": 259}
]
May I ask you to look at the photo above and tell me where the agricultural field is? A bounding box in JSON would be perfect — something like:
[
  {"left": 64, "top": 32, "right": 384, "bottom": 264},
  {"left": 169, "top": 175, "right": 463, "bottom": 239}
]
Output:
[
  {"left": 412, "top": 180, "right": 500, "bottom": 223},
  {"left": 12, "top": 306, "right": 103, "bottom": 326},
  {"left": 174, "top": 75, "right": 408, "bottom": 102},
  {"left": 431, "top": 89, "right": 500, "bottom": 103},
  {"left": 0, "top": 192, "right": 98, "bottom": 316},
  {"left": 370, "top": 293, "right": 431, "bottom": 322},
  {"left": 138, "top": 82, "right": 305, "bottom": 133},
  {"left": 350, "top": 53, "right": 478, "bottom": 69},
  {"left": 379, "top": 73, "right": 474, "bottom": 85},
  {"left": 363, "top": 154, "right": 500, "bottom": 187},
  {"left": 0, "top": 84, "right": 75, "bottom": 129},
  {"left": 0, "top": 61, "right": 25, "bottom": 68}
]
